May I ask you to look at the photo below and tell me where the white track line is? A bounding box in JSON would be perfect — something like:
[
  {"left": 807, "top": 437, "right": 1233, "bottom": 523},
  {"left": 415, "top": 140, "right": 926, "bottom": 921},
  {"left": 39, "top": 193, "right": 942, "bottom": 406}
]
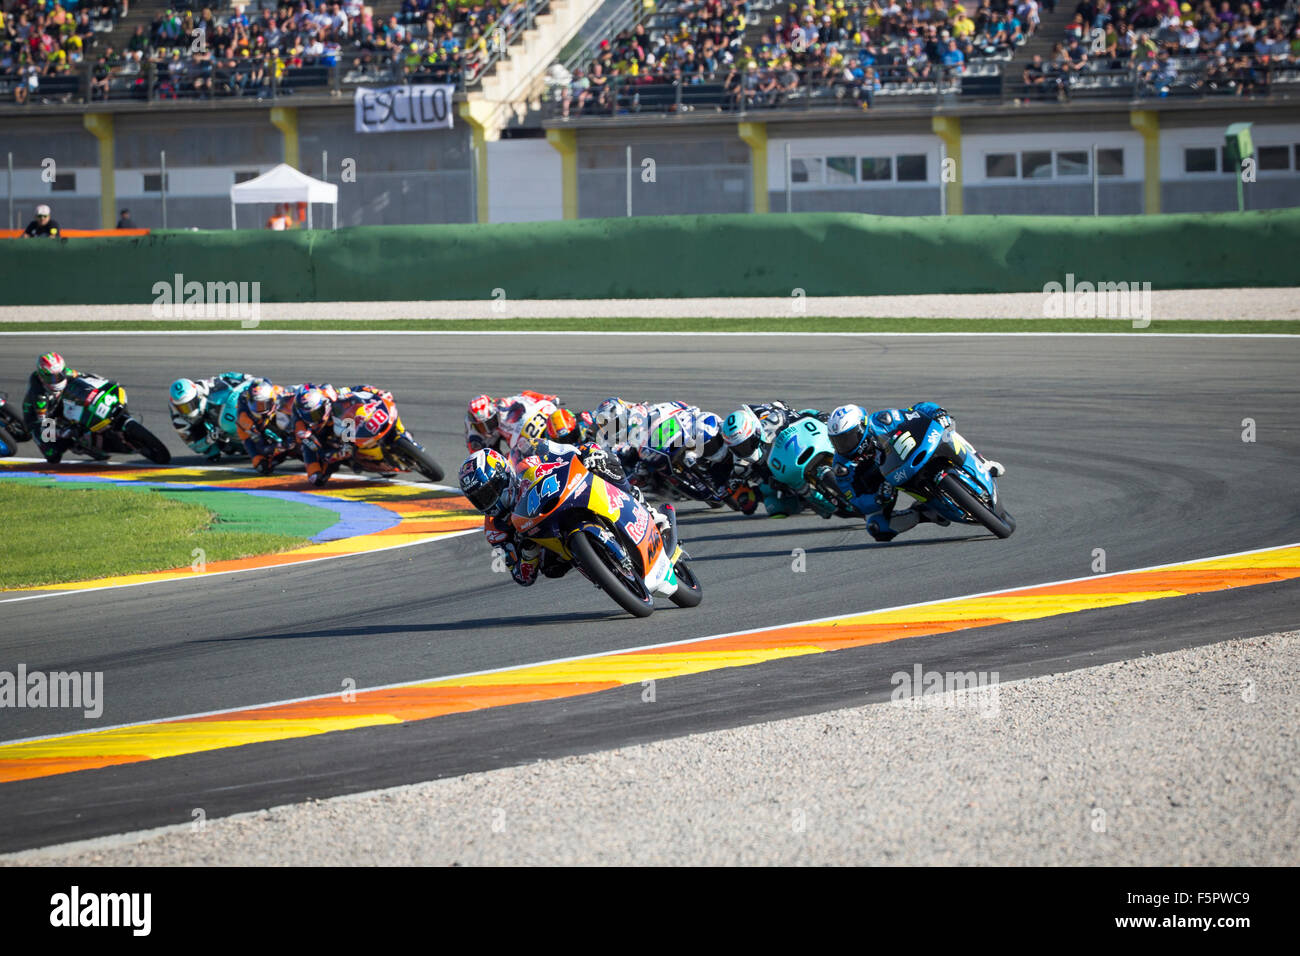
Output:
[
  {"left": 1, "top": 330, "right": 1297, "bottom": 339},
  {"left": 2, "top": 538, "right": 1294, "bottom": 749}
]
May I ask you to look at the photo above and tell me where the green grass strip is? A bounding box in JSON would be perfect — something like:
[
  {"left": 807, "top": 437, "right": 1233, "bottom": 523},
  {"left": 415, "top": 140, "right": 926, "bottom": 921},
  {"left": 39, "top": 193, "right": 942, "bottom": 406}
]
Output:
[{"left": 0, "top": 481, "right": 310, "bottom": 589}]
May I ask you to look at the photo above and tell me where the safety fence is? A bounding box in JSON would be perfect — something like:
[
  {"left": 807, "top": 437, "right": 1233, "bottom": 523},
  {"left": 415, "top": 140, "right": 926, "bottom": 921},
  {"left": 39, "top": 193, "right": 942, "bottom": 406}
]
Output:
[{"left": 2, "top": 209, "right": 1296, "bottom": 304}]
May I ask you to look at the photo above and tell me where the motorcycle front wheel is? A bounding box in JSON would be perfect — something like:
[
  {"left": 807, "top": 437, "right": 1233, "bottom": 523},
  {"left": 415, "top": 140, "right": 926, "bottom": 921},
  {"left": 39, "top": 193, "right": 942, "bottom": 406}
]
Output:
[
  {"left": 392, "top": 433, "right": 444, "bottom": 482},
  {"left": 937, "top": 473, "right": 1014, "bottom": 539},
  {"left": 568, "top": 527, "right": 655, "bottom": 618},
  {"left": 123, "top": 419, "right": 172, "bottom": 464}
]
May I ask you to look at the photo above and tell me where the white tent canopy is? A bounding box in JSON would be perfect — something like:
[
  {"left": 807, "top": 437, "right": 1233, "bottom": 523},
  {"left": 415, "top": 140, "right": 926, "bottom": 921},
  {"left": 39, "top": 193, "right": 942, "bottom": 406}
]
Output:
[{"left": 229, "top": 163, "right": 338, "bottom": 230}]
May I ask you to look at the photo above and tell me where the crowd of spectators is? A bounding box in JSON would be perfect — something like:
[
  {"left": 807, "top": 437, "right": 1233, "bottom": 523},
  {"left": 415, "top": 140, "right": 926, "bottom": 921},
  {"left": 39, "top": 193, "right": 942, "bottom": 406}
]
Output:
[
  {"left": 2, "top": 0, "right": 126, "bottom": 102},
  {"left": 1023, "top": 0, "right": 1298, "bottom": 99},
  {"left": 4, "top": 0, "right": 526, "bottom": 103},
  {"left": 556, "top": 0, "right": 1039, "bottom": 116}
]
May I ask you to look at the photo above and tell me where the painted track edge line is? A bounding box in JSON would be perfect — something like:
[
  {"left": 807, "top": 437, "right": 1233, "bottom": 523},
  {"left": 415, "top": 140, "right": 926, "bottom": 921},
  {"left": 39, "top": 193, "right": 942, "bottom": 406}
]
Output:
[{"left": 1, "top": 538, "right": 1294, "bottom": 749}]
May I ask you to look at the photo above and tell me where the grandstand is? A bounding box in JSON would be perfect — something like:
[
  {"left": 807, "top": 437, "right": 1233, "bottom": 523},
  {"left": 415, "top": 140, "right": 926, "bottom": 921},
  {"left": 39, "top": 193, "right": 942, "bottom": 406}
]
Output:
[{"left": 1, "top": 0, "right": 1297, "bottom": 226}]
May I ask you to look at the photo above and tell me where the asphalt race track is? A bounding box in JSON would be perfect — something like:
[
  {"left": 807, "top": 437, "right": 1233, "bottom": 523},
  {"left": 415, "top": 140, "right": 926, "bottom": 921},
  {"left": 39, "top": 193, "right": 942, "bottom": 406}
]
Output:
[{"left": 1, "top": 331, "right": 1298, "bottom": 853}]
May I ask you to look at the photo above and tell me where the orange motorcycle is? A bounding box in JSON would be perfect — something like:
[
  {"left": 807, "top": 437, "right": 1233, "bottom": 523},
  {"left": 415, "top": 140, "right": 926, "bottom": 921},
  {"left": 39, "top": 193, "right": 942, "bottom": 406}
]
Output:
[{"left": 336, "top": 392, "right": 444, "bottom": 482}]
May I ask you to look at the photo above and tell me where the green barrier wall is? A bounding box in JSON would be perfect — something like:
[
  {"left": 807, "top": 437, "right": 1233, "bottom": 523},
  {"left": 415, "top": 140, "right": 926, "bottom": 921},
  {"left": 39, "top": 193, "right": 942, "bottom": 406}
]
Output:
[{"left": 3, "top": 210, "right": 1298, "bottom": 305}]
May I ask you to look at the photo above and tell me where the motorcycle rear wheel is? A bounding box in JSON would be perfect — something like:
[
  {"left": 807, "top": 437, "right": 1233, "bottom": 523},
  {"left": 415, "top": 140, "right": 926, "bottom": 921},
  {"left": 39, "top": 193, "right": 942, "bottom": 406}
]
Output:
[
  {"left": 938, "top": 473, "right": 1014, "bottom": 539},
  {"left": 568, "top": 527, "right": 655, "bottom": 618}
]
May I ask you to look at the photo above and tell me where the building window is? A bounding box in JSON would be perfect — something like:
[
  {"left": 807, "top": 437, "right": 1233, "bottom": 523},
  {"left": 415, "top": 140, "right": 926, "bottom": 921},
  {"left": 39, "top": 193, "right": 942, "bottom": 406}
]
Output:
[
  {"left": 826, "top": 156, "right": 857, "bottom": 185},
  {"left": 790, "top": 157, "right": 823, "bottom": 184},
  {"left": 143, "top": 173, "right": 170, "bottom": 193},
  {"left": 986, "top": 153, "right": 1017, "bottom": 178},
  {"left": 1097, "top": 148, "right": 1124, "bottom": 177},
  {"left": 896, "top": 154, "right": 927, "bottom": 181},
  {"left": 1055, "top": 151, "right": 1089, "bottom": 177},
  {"left": 50, "top": 173, "right": 77, "bottom": 192},
  {"left": 1184, "top": 148, "right": 1218, "bottom": 173},
  {"left": 1021, "top": 151, "right": 1053, "bottom": 179},
  {"left": 234, "top": 170, "right": 260, "bottom": 184},
  {"left": 860, "top": 156, "right": 892, "bottom": 181},
  {"left": 1258, "top": 146, "right": 1289, "bottom": 171}
]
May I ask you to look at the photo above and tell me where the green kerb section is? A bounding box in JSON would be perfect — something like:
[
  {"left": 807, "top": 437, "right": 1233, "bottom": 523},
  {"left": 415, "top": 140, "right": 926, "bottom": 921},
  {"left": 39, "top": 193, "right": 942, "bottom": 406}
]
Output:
[
  {"left": 0, "top": 476, "right": 338, "bottom": 539},
  {"left": 2, "top": 210, "right": 1298, "bottom": 304}
]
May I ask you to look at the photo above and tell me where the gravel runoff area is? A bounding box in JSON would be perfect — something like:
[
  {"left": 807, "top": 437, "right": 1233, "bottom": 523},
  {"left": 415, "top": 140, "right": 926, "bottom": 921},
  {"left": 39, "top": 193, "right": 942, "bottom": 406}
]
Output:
[
  {"left": 1, "top": 289, "right": 1297, "bottom": 322},
  {"left": 7, "top": 631, "right": 1297, "bottom": 866}
]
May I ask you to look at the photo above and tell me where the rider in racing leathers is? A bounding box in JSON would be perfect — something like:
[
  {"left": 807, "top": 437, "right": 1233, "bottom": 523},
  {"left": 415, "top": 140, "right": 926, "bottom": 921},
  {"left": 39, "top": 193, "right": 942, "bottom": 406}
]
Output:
[
  {"left": 827, "top": 402, "right": 1006, "bottom": 542},
  {"left": 167, "top": 372, "right": 256, "bottom": 460},
  {"left": 464, "top": 390, "right": 561, "bottom": 455},
  {"left": 237, "top": 379, "right": 296, "bottom": 474},
  {"left": 721, "top": 401, "right": 838, "bottom": 517},
  {"left": 21, "top": 352, "right": 100, "bottom": 463},
  {"left": 286, "top": 384, "right": 360, "bottom": 486},
  {"left": 327, "top": 384, "right": 397, "bottom": 475},
  {"left": 458, "top": 440, "right": 669, "bottom": 587}
]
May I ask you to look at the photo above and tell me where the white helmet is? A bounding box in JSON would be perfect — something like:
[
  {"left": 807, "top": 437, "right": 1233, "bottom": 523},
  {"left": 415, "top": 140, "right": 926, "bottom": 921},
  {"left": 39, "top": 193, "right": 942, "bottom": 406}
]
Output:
[
  {"left": 722, "top": 406, "right": 765, "bottom": 465},
  {"left": 828, "top": 404, "right": 869, "bottom": 457}
]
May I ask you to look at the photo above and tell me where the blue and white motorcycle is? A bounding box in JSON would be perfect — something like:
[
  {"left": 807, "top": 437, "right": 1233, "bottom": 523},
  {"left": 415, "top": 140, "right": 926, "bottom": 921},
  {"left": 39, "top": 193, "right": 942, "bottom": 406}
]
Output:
[{"left": 870, "top": 406, "right": 1014, "bottom": 538}]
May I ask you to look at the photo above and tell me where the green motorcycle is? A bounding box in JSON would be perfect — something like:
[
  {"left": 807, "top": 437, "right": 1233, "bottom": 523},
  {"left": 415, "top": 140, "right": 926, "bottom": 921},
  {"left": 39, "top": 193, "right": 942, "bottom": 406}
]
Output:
[{"left": 59, "top": 375, "right": 171, "bottom": 464}]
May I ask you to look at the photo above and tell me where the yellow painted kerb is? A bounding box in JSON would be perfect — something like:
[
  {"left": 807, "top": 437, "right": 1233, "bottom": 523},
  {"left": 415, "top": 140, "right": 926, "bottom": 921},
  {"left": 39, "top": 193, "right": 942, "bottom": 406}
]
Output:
[
  {"left": 546, "top": 127, "right": 578, "bottom": 220},
  {"left": 82, "top": 113, "right": 116, "bottom": 229},
  {"left": 737, "top": 122, "right": 769, "bottom": 214}
]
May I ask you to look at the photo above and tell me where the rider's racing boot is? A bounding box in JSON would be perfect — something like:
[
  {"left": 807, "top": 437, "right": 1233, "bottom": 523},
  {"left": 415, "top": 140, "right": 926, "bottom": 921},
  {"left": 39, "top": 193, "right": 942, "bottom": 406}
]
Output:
[{"left": 867, "top": 509, "right": 920, "bottom": 542}]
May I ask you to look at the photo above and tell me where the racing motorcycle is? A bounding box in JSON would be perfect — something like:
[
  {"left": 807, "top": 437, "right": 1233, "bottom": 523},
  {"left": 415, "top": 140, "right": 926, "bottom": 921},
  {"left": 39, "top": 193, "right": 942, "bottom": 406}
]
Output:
[
  {"left": 205, "top": 375, "right": 257, "bottom": 458},
  {"left": 510, "top": 454, "right": 703, "bottom": 618},
  {"left": 59, "top": 376, "right": 171, "bottom": 464},
  {"left": 639, "top": 406, "right": 740, "bottom": 510},
  {"left": 0, "top": 392, "right": 30, "bottom": 458},
  {"left": 337, "top": 392, "right": 444, "bottom": 482},
  {"left": 868, "top": 406, "right": 1014, "bottom": 538},
  {"left": 766, "top": 416, "right": 859, "bottom": 518}
]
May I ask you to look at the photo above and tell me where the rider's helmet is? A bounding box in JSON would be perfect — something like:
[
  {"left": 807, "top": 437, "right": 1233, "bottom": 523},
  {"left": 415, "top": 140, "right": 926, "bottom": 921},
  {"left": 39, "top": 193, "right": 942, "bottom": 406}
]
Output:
[
  {"left": 545, "top": 408, "right": 582, "bottom": 446},
  {"left": 458, "top": 448, "right": 519, "bottom": 518},
  {"left": 36, "top": 352, "right": 68, "bottom": 395},
  {"left": 467, "top": 394, "right": 499, "bottom": 436},
  {"left": 694, "top": 411, "right": 729, "bottom": 464},
  {"left": 593, "top": 397, "right": 634, "bottom": 444},
  {"left": 295, "top": 387, "right": 332, "bottom": 430},
  {"left": 722, "top": 406, "right": 765, "bottom": 465},
  {"left": 169, "top": 378, "right": 206, "bottom": 423},
  {"left": 248, "top": 380, "right": 278, "bottom": 417},
  {"left": 828, "top": 404, "right": 869, "bottom": 457}
]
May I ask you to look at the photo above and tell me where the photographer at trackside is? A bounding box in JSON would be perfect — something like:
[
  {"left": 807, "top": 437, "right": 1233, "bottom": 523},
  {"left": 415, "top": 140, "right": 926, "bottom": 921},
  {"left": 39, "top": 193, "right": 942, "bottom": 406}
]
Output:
[{"left": 23, "top": 204, "right": 62, "bottom": 238}]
